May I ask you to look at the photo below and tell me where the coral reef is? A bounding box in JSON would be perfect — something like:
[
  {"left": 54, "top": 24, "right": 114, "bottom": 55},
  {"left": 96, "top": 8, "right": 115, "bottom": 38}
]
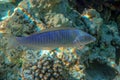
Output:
[
  {"left": 22, "top": 54, "right": 70, "bottom": 80},
  {"left": 0, "top": 0, "right": 22, "bottom": 21},
  {"left": 77, "top": 8, "right": 119, "bottom": 65},
  {"left": 4, "top": 8, "right": 38, "bottom": 36},
  {"left": 55, "top": 48, "right": 85, "bottom": 79},
  {"left": 0, "top": 0, "right": 120, "bottom": 80},
  {"left": 0, "top": 50, "right": 21, "bottom": 80}
]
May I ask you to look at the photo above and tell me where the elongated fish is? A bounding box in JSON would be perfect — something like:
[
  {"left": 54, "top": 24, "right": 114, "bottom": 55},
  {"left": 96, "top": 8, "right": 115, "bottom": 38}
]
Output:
[{"left": 8, "top": 27, "right": 96, "bottom": 50}]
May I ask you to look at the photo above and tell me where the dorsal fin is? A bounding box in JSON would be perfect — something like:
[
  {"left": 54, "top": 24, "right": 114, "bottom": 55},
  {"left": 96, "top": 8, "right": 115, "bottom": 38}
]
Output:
[
  {"left": 26, "top": 27, "right": 76, "bottom": 37},
  {"left": 39, "top": 27, "right": 76, "bottom": 33}
]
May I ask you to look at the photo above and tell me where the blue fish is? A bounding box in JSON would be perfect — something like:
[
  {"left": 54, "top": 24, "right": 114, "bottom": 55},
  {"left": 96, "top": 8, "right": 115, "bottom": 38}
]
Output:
[{"left": 8, "top": 27, "right": 96, "bottom": 50}]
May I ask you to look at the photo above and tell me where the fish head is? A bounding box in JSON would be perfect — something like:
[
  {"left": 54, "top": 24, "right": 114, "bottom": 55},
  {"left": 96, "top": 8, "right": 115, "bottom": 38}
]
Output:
[{"left": 74, "top": 32, "right": 96, "bottom": 45}]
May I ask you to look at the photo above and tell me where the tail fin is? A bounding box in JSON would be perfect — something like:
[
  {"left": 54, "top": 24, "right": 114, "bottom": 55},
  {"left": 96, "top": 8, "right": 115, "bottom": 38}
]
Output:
[{"left": 7, "top": 36, "right": 19, "bottom": 49}]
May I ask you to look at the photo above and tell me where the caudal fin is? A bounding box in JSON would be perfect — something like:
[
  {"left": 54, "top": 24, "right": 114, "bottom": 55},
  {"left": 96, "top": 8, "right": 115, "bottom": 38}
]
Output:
[{"left": 7, "top": 36, "right": 19, "bottom": 49}]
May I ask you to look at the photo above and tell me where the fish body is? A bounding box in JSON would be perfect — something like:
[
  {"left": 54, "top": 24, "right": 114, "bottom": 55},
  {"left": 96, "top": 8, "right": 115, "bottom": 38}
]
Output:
[{"left": 8, "top": 27, "right": 96, "bottom": 50}]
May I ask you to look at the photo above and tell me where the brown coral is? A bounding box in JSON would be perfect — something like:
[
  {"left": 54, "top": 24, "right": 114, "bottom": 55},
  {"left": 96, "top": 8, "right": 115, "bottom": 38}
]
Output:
[{"left": 22, "top": 54, "right": 69, "bottom": 80}]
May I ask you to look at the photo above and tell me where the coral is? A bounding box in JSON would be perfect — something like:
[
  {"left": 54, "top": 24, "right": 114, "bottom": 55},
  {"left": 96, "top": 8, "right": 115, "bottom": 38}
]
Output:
[
  {"left": 0, "top": 50, "right": 21, "bottom": 80},
  {"left": 81, "top": 9, "right": 103, "bottom": 35},
  {"left": 0, "top": 21, "right": 7, "bottom": 33},
  {"left": 0, "top": 0, "right": 88, "bottom": 79},
  {"left": 21, "top": 47, "right": 86, "bottom": 80},
  {"left": 0, "top": 31, "right": 22, "bottom": 80},
  {"left": 0, "top": 0, "right": 22, "bottom": 21},
  {"left": 55, "top": 48, "right": 77, "bottom": 67},
  {"left": 0, "top": 0, "right": 120, "bottom": 80},
  {"left": 5, "top": 8, "right": 38, "bottom": 36},
  {"left": 18, "top": 0, "right": 83, "bottom": 28},
  {"left": 76, "top": 8, "right": 120, "bottom": 80},
  {"left": 22, "top": 54, "right": 70, "bottom": 80},
  {"left": 54, "top": 48, "right": 85, "bottom": 79},
  {"left": 77, "top": 8, "right": 119, "bottom": 66}
]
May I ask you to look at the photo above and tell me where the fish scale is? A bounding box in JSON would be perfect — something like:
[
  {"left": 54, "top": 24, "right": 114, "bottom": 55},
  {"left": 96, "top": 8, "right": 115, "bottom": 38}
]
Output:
[{"left": 19, "top": 30, "right": 74, "bottom": 45}]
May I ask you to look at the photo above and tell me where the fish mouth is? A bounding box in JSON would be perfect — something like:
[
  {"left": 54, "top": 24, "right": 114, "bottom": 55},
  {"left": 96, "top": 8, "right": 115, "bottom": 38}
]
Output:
[
  {"left": 85, "top": 36, "right": 96, "bottom": 45},
  {"left": 90, "top": 36, "right": 96, "bottom": 43}
]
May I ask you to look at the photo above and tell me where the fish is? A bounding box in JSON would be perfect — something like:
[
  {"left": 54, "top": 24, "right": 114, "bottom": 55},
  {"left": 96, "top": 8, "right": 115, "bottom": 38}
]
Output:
[{"left": 7, "top": 27, "right": 96, "bottom": 50}]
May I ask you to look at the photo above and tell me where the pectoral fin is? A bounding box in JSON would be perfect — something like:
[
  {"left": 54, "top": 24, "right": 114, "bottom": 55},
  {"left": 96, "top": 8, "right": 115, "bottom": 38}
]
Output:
[{"left": 77, "top": 45, "right": 84, "bottom": 50}]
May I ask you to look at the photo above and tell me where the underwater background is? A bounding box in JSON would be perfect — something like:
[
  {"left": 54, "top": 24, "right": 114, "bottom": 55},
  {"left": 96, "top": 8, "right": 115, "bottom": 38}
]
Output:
[{"left": 0, "top": 0, "right": 120, "bottom": 80}]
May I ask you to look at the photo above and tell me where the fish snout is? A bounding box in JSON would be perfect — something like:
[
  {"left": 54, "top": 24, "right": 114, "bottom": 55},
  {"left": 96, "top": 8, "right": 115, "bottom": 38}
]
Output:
[
  {"left": 74, "top": 34, "right": 96, "bottom": 45},
  {"left": 83, "top": 34, "right": 96, "bottom": 44}
]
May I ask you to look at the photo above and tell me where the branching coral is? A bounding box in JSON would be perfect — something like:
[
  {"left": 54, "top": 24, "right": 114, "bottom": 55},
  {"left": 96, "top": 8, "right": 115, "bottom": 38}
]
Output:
[{"left": 22, "top": 54, "right": 70, "bottom": 80}]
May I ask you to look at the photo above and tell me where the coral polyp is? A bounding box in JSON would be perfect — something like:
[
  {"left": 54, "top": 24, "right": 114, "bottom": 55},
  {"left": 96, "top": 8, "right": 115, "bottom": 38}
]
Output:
[{"left": 22, "top": 54, "right": 69, "bottom": 80}]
